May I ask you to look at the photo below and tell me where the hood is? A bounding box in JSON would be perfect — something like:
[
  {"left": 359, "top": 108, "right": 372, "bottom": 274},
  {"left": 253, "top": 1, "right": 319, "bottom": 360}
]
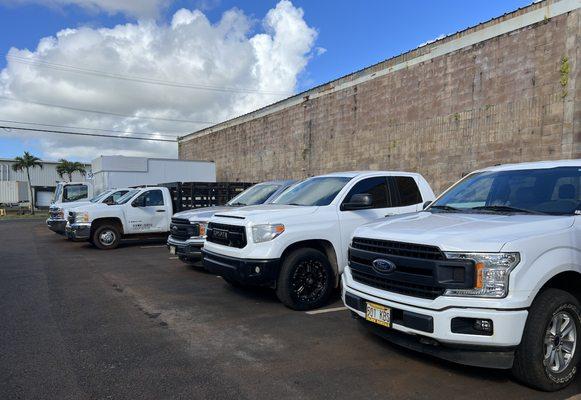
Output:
[
  {"left": 212, "top": 204, "right": 319, "bottom": 223},
  {"left": 355, "top": 211, "right": 575, "bottom": 252},
  {"left": 51, "top": 200, "right": 90, "bottom": 210},
  {"left": 173, "top": 205, "right": 233, "bottom": 221},
  {"left": 69, "top": 202, "right": 113, "bottom": 213}
]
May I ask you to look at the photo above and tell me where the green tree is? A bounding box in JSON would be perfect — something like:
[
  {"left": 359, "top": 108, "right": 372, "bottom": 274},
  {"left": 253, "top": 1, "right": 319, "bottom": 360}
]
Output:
[
  {"left": 12, "top": 152, "right": 43, "bottom": 214},
  {"left": 56, "top": 159, "right": 87, "bottom": 182}
]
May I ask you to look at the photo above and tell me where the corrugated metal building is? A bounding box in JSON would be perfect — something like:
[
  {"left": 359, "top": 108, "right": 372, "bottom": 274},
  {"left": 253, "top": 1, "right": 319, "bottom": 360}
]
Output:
[{"left": 0, "top": 158, "right": 90, "bottom": 208}]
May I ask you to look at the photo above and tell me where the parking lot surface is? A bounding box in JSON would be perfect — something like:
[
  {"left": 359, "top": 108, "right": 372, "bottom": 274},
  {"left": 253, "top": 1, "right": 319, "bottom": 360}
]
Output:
[{"left": 1, "top": 220, "right": 579, "bottom": 400}]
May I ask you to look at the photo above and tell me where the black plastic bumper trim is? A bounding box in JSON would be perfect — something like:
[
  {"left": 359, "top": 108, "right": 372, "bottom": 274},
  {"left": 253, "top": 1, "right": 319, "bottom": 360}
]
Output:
[{"left": 202, "top": 249, "right": 280, "bottom": 286}]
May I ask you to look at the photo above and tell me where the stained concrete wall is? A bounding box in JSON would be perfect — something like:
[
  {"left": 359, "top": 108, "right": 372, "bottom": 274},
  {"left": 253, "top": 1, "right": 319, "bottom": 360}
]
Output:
[{"left": 179, "top": 0, "right": 580, "bottom": 194}]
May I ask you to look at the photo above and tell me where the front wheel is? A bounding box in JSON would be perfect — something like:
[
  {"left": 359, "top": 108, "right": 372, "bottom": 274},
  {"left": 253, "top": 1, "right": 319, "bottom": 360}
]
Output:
[
  {"left": 276, "top": 248, "right": 334, "bottom": 311},
  {"left": 92, "top": 224, "right": 121, "bottom": 250},
  {"left": 512, "top": 288, "right": 580, "bottom": 391}
]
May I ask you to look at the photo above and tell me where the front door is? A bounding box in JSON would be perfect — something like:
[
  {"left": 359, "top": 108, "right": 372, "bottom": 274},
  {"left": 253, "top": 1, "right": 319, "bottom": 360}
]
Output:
[
  {"left": 338, "top": 177, "right": 393, "bottom": 267},
  {"left": 125, "top": 189, "right": 167, "bottom": 234}
]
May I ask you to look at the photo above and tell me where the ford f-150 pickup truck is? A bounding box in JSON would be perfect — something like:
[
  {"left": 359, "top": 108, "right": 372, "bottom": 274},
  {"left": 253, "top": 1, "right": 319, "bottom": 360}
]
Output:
[
  {"left": 343, "top": 160, "right": 581, "bottom": 391},
  {"left": 66, "top": 186, "right": 173, "bottom": 249},
  {"left": 202, "top": 171, "right": 435, "bottom": 310},
  {"left": 168, "top": 180, "right": 294, "bottom": 263},
  {"left": 47, "top": 186, "right": 129, "bottom": 234}
]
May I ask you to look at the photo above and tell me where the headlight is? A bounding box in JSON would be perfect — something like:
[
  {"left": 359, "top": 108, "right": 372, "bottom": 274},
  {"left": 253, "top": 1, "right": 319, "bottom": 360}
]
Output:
[
  {"left": 443, "top": 252, "right": 520, "bottom": 298},
  {"left": 251, "top": 224, "right": 285, "bottom": 243},
  {"left": 75, "top": 212, "right": 90, "bottom": 223},
  {"left": 196, "top": 221, "right": 208, "bottom": 238},
  {"left": 54, "top": 208, "right": 64, "bottom": 218}
]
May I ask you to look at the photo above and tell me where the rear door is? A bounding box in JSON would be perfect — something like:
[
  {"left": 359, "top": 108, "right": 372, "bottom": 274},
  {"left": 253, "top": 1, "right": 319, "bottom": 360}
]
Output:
[
  {"left": 388, "top": 176, "right": 425, "bottom": 214},
  {"left": 124, "top": 189, "right": 168, "bottom": 234}
]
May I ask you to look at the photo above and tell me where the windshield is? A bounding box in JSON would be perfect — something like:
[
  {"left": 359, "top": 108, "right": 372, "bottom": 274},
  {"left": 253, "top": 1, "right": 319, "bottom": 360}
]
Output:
[
  {"left": 90, "top": 190, "right": 111, "bottom": 203},
  {"left": 52, "top": 184, "right": 63, "bottom": 204},
  {"left": 116, "top": 189, "right": 140, "bottom": 205},
  {"left": 431, "top": 167, "right": 581, "bottom": 215},
  {"left": 273, "top": 176, "right": 352, "bottom": 206},
  {"left": 227, "top": 184, "right": 282, "bottom": 206}
]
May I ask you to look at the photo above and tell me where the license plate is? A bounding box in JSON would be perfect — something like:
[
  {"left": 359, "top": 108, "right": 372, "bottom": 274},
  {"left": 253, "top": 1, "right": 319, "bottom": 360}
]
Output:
[
  {"left": 366, "top": 302, "right": 391, "bottom": 327},
  {"left": 169, "top": 246, "right": 176, "bottom": 255},
  {"left": 213, "top": 229, "right": 228, "bottom": 240}
]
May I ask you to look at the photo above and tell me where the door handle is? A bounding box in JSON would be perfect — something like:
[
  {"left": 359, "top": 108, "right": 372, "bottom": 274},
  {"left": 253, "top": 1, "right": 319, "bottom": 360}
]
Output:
[{"left": 156, "top": 209, "right": 166, "bottom": 213}]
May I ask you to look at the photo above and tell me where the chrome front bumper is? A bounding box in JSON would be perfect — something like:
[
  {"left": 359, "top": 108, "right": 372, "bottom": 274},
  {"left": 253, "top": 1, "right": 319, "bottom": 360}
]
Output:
[
  {"left": 65, "top": 222, "right": 91, "bottom": 241},
  {"left": 167, "top": 235, "right": 204, "bottom": 260},
  {"left": 46, "top": 218, "right": 67, "bottom": 234}
]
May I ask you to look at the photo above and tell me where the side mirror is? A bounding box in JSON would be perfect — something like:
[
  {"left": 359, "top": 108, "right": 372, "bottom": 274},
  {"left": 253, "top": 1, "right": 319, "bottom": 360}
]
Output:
[
  {"left": 342, "top": 193, "right": 373, "bottom": 211},
  {"left": 423, "top": 201, "right": 432, "bottom": 210}
]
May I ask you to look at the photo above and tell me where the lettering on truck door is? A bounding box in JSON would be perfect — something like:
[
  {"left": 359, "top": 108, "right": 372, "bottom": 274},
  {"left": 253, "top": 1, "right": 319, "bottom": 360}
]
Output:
[{"left": 126, "top": 189, "right": 167, "bottom": 233}]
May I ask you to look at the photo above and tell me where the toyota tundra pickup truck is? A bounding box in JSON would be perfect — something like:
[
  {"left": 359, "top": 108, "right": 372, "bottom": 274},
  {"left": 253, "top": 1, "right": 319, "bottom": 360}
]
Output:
[
  {"left": 202, "top": 171, "right": 435, "bottom": 310},
  {"left": 66, "top": 186, "right": 173, "bottom": 249},
  {"left": 343, "top": 160, "right": 581, "bottom": 391},
  {"left": 47, "top": 186, "right": 129, "bottom": 234},
  {"left": 168, "top": 180, "right": 294, "bottom": 264}
]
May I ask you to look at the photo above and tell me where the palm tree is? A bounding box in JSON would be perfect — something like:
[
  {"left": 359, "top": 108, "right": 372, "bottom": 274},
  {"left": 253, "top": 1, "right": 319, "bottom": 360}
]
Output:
[
  {"left": 12, "top": 152, "right": 43, "bottom": 214},
  {"left": 56, "top": 159, "right": 87, "bottom": 182}
]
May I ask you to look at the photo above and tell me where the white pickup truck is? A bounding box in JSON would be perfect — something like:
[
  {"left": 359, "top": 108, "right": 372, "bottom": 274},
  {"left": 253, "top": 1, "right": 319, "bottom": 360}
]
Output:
[
  {"left": 168, "top": 180, "right": 295, "bottom": 264},
  {"left": 343, "top": 160, "right": 581, "bottom": 391},
  {"left": 65, "top": 186, "right": 174, "bottom": 249},
  {"left": 202, "top": 171, "right": 435, "bottom": 310},
  {"left": 46, "top": 181, "right": 93, "bottom": 234}
]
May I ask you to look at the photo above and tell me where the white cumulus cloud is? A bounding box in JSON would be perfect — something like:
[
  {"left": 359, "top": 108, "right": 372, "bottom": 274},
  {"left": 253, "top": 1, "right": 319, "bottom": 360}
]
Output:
[{"left": 0, "top": 0, "right": 318, "bottom": 161}]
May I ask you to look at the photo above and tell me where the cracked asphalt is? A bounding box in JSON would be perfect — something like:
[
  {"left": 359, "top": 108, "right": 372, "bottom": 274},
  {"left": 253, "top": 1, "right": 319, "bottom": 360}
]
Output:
[{"left": 1, "top": 220, "right": 579, "bottom": 399}]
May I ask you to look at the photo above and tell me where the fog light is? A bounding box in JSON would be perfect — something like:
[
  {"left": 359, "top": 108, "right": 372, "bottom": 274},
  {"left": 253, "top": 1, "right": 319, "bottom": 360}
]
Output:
[
  {"left": 254, "top": 266, "right": 261, "bottom": 274},
  {"left": 474, "top": 319, "right": 493, "bottom": 333}
]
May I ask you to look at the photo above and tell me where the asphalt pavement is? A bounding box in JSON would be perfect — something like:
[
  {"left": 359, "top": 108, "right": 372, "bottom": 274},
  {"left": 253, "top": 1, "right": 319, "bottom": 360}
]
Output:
[{"left": 1, "top": 220, "right": 579, "bottom": 400}]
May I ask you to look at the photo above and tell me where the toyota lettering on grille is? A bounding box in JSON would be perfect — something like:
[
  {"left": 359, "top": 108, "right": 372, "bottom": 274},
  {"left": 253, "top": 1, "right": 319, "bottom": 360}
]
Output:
[{"left": 372, "top": 259, "right": 397, "bottom": 275}]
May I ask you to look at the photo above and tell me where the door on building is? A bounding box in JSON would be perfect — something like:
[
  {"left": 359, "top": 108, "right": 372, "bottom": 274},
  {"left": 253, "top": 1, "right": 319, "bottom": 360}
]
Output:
[{"left": 36, "top": 190, "right": 54, "bottom": 208}]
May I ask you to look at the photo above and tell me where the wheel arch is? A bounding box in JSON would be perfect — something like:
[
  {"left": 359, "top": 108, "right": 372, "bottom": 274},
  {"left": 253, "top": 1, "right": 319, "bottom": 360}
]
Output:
[
  {"left": 280, "top": 239, "right": 340, "bottom": 287},
  {"left": 536, "top": 271, "right": 581, "bottom": 305},
  {"left": 91, "top": 217, "right": 124, "bottom": 236}
]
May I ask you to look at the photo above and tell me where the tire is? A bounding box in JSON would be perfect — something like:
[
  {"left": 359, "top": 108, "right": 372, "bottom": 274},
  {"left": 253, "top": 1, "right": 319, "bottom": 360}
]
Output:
[
  {"left": 512, "top": 288, "right": 580, "bottom": 391},
  {"left": 276, "top": 248, "right": 334, "bottom": 311},
  {"left": 92, "top": 224, "right": 121, "bottom": 250}
]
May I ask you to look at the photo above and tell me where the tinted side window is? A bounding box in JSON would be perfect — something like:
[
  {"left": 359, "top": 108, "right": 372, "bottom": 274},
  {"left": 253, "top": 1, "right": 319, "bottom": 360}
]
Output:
[
  {"left": 343, "top": 177, "right": 389, "bottom": 209},
  {"left": 393, "top": 176, "right": 422, "bottom": 206},
  {"left": 134, "top": 190, "right": 164, "bottom": 207}
]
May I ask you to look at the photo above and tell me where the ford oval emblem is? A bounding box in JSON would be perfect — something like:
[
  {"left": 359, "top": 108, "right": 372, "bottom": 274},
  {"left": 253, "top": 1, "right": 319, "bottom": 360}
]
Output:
[{"left": 372, "top": 259, "right": 397, "bottom": 274}]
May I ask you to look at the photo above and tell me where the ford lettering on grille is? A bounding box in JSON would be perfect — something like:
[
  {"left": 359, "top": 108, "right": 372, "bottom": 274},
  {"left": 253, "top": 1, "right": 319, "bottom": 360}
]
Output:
[{"left": 372, "top": 259, "right": 397, "bottom": 275}]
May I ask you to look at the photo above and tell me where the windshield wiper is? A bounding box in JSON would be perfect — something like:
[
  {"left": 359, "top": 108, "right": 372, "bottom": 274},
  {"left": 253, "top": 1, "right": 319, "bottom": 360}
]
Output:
[
  {"left": 429, "top": 205, "right": 461, "bottom": 212},
  {"left": 228, "top": 202, "right": 246, "bottom": 206},
  {"left": 286, "top": 203, "right": 303, "bottom": 206},
  {"left": 471, "top": 205, "right": 545, "bottom": 215}
]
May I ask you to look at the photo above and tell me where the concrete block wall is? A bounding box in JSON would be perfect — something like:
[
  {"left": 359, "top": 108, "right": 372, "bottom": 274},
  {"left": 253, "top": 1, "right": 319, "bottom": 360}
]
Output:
[{"left": 179, "top": 1, "right": 580, "bottom": 194}]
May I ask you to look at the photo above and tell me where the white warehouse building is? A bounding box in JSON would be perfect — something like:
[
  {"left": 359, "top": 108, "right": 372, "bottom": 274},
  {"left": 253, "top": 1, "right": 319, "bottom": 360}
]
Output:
[
  {"left": 0, "top": 155, "right": 216, "bottom": 209},
  {"left": 0, "top": 158, "right": 90, "bottom": 208}
]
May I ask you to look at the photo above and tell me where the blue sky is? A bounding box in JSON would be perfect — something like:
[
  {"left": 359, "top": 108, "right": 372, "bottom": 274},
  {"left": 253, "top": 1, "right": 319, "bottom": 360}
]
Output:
[{"left": 0, "top": 0, "right": 533, "bottom": 160}]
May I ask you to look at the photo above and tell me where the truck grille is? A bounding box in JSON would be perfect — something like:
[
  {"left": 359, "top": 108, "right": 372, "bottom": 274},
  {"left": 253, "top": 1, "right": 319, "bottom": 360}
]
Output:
[
  {"left": 49, "top": 209, "right": 62, "bottom": 219},
  {"left": 349, "top": 237, "right": 474, "bottom": 300},
  {"left": 170, "top": 218, "right": 200, "bottom": 241},
  {"left": 206, "top": 222, "right": 246, "bottom": 248}
]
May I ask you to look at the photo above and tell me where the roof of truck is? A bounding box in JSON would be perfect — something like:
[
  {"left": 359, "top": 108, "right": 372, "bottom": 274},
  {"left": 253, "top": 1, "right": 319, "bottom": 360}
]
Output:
[
  {"left": 315, "top": 171, "right": 421, "bottom": 178},
  {"left": 478, "top": 159, "right": 581, "bottom": 173}
]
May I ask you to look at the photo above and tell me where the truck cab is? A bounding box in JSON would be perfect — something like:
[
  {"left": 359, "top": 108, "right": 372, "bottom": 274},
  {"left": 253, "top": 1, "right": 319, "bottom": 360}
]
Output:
[
  {"left": 202, "top": 171, "right": 435, "bottom": 310},
  {"left": 46, "top": 182, "right": 93, "bottom": 234},
  {"left": 168, "top": 180, "right": 295, "bottom": 264},
  {"left": 343, "top": 160, "right": 581, "bottom": 391},
  {"left": 65, "top": 186, "right": 173, "bottom": 249}
]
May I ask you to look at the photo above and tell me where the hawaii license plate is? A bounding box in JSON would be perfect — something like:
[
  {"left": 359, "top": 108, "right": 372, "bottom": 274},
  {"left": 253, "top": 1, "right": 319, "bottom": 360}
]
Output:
[{"left": 365, "top": 302, "right": 391, "bottom": 327}]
